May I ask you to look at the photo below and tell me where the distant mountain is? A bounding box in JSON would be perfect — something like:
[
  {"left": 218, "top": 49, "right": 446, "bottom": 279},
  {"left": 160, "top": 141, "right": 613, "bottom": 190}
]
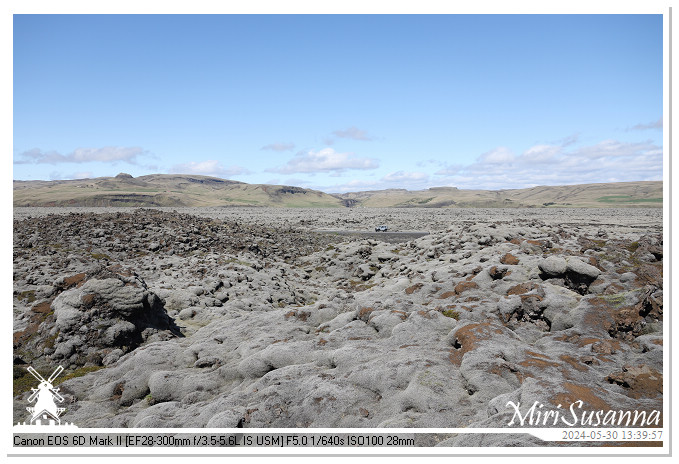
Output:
[
  {"left": 12, "top": 174, "right": 343, "bottom": 208},
  {"left": 336, "top": 181, "right": 663, "bottom": 208},
  {"left": 13, "top": 174, "right": 662, "bottom": 208}
]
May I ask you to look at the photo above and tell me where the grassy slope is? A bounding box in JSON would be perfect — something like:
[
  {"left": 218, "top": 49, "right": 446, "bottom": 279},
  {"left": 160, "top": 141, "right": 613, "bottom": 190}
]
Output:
[
  {"left": 13, "top": 175, "right": 344, "bottom": 208},
  {"left": 340, "top": 181, "right": 662, "bottom": 208}
]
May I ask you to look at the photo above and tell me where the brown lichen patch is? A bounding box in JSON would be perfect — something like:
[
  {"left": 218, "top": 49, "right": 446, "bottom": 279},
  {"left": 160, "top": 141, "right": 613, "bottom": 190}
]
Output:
[
  {"left": 489, "top": 266, "right": 511, "bottom": 280},
  {"left": 576, "top": 337, "right": 603, "bottom": 348},
  {"left": 437, "top": 291, "right": 456, "bottom": 299},
  {"left": 448, "top": 322, "right": 508, "bottom": 366},
  {"left": 613, "top": 442, "right": 663, "bottom": 448},
  {"left": 519, "top": 294, "right": 544, "bottom": 304},
  {"left": 579, "top": 297, "right": 617, "bottom": 336},
  {"left": 559, "top": 355, "right": 589, "bottom": 372},
  {"left": 13, "top": 331, "right": 26, "bottom": 347},
  {"left": 590, "top": 277, "right": 607, "bottom": 287},
  {"left": 13, "top": 299, "right": 55, "bottom": 349},
  {"left": 62, "top": 272, "right": 87, "bottom": 289},
  {"left": 552, "top": 333, "right": 588, "bottom": 344},
  {"left": 390, "top": 310, "right": 408, "bottom": 321},
  {"left": 358, "top": 307, "right": 374, "bottom": 321},
  {"left": 525, "top": 239, "right": 546, "bottom": 247},
  {"left": 283, "top": 310, "right": 309, "bottom": 322},
  {"left": 111, "top": 382, "right": 125, "bottom": 400},
  {"left": 31, "top": 300, "right": 52, "bottom": 315},
  {"left": 487, "top": 362, "right": 531, "bottom": 384},
  {"left": 633, "top": 263, "right": 663, "bottom": 288},
  {"left": 399, "top": 344, "right": 419, "bottom": 349},
  {"left": 588, "top": 256, "right": 600, "bottom": 268},
  {"left": 611, "top": 306, "right": 646, "bottom": 340},
  {"left": 551, "top": 382, "right": 613, "bottom": 411},
  {"left": 591, "top": 339, "right": 621, "bottom": 355},
  {"left": 454, "top": 281, "right": 478, "bottom": 295},
  {"left": 500, "top": 253, "right": 520, "bottom": 265},
  {"left": 81, "top": 293, "right": 97, "bottom": 307},
  {"left": 650, "top": 339, "right": 663, "bottom": 346},
  {"left": 524, "top": 350, "right": 551, "bottom": 359},
  {"left": 552, "top": 333, "right": 620, "bottom": 355},
  {"left": 519, "top": 356, "right": 561, "bottom": 370},
  {"left": 317, "top": 338, "right": 328, "bottom": 346},
  {"left": 607, "top": 365, "right": 663, "bottom": 399},
  {"left": 416, "top": 310, "right": 434, "bottom": 319},
  {"left": 604, "top": 283, "right": 625, "bottom": 294},
  {"left": 405, "top": 283, "right": 424, "bottom": 295},
  {"left": 507, "top": 282, "right": 538, "bottom": 296},
  {"left": 107, "top": 264, "right": 134, "bottom": 277},
  {"left": 509, "top": 238, "right": 522, "bottom": 245}
]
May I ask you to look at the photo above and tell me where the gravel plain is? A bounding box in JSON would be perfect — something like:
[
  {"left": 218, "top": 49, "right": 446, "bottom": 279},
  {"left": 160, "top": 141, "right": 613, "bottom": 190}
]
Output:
[{"left": 13, "top": 207, "right": 663, "bottom": 446}]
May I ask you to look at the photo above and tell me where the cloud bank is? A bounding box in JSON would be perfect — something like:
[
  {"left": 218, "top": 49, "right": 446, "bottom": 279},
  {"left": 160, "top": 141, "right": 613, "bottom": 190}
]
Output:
[
  {"left": 170, "top": 160, "right": 250, "bottom": 177},
  {"left": 15, "top": 146, "right": 145, "bottom": 165},
  {"left": 434, "top": 139, "right": 662, "bottom": 190},
  {"left": 322, "top": 137, "right": 661, "bottom": 193},
  {"left": 261, "top": 142, "right": 295, "bottom": 152},
  {"left": 332, "top": 126, "right": 375, "bottom": 141},
  {"left": 627, "top": 118, "right": 663, "bottom": 131},
  {"left": 267, "top": 148, "right": 379, "bottom": 174}
]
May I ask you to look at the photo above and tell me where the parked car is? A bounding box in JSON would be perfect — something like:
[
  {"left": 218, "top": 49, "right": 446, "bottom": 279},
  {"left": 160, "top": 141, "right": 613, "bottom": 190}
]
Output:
[{"left": 375, "top": 225, "right": 388, "bottom": 232}]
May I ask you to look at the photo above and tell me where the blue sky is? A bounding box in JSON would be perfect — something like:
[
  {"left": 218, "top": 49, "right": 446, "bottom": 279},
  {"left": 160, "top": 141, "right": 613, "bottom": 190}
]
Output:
[{"left": 13, "top": 14, "right": 663, "bottom": 192}]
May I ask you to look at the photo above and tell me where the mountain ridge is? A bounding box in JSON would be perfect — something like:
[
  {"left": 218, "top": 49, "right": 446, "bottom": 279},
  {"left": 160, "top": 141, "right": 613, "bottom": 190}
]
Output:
[{"left": 13, "top": 174, "right": 662, "bottom": 208}]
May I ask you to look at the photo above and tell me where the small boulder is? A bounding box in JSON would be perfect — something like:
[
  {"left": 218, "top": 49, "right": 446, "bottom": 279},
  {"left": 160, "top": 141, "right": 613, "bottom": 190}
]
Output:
[
  {"left": 538, "top": 256, "right": 568, "bottom": 276},
  {"left": 566, "top": 258, "right": 601, "bottom": 280}
]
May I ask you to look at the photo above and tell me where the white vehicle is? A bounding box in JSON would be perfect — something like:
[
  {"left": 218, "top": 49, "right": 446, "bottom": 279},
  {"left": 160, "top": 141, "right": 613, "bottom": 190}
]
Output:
[{"left": 375, "top": 225, "right": 388, "bottom": 232}]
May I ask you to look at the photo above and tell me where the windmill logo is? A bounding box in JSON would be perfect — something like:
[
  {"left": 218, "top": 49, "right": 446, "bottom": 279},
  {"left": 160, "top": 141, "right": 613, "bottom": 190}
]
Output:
[{"left": 15, "top": 365, "right": 76, "bottom": 427}]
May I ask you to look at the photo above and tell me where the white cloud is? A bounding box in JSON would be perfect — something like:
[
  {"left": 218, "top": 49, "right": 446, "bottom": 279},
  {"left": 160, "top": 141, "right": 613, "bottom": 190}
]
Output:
[
  {"left": 261, "top": 142, "right": 295, "bottom": 152},
  {"left": 170, "top": 160, "right": 249, "bottom": 177},
  {"left": 315, "top": 172, "right": 431, "bottom": 193},
  {"left": 628, "top": 118, "right": 662, "bottom": 131},
  {"left": 332, "top": 126, "right": 375, "bottom": 141},
  {"left": 318, "top": 179, "right": 381, "bottom": 193},
  {"left": 434, "top": 164, "right": 464, "bottom": 176},
  {"left": 15, "top": 146, "right": 145, "bottom": 165},
  {"left": 266, "top": 148, "right": 379, "bottom": 174},
  {"left": 520, "top": 144, "right": 561, "bottom": 163},
  {"left": 416, "top": 159, "right": 444, "bottom": 168},
  {"left": 48, "top": 171, "right": 94, "bottom": 180},
  {"left": 478, "top": 146, "right": 515, "bottom": 164},
  {"left": 382, "top": 171, "right": 429, "bottom": 183},
  {"left": 571, "top": 139, "right": 658, "bottom": 160}
]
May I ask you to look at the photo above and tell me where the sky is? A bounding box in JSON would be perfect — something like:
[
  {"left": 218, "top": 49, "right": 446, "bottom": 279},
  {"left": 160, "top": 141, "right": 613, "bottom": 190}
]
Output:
[{"left": 12, "top": 14, "right": 664, "bottom": 193}]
